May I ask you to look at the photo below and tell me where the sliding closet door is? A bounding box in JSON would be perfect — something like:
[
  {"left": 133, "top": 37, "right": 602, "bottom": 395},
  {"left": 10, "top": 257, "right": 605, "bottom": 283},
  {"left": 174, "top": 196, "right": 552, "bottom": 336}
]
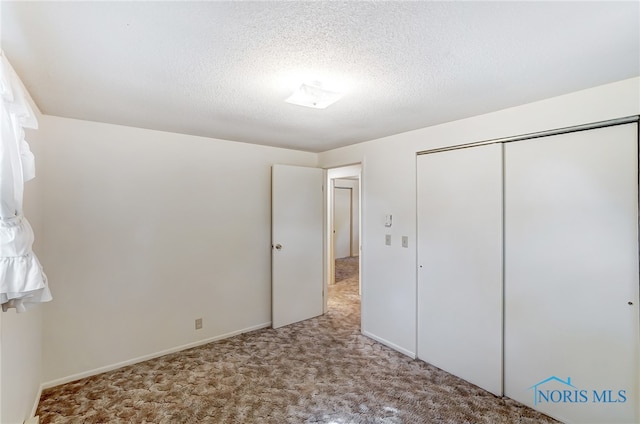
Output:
[
  {"left": 417, "top": 143, "right": 503, "bottom": 396},
  {"left": 504, "top": 123, "right": 639, "bottom": 424}
]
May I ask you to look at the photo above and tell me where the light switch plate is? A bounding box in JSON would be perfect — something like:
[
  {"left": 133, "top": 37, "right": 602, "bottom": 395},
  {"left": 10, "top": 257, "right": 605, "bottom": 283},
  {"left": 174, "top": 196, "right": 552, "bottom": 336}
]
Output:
[{"left": 385, "top": 234, "right": 391, "bottom": 246}]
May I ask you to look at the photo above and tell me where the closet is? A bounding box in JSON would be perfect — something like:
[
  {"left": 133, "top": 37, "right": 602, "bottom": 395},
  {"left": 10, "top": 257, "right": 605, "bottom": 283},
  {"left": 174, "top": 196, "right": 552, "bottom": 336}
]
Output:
[{"left": 417, "top": 119, "right": 639, "bottom": 424}]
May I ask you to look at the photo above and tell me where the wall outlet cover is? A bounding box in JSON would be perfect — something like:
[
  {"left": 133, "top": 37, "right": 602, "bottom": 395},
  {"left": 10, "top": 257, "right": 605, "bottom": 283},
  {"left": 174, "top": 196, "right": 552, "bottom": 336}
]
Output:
[
  {"left": 385, "top": 234, "right": 392, "bottom": 246},
  {"left": 195, "top": 318, "right": 203, "bottom": 330}
]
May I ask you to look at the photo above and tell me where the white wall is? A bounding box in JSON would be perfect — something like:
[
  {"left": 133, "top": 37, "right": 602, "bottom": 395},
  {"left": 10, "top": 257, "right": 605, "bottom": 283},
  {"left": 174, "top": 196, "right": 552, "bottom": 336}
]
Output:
[
  {"left": 1, "top": 306, "right": 43, "bottom": 424},
  {"left": 38, "top": 116, "right": 316, "bottom": 384},
  {"left": 1, "top": 134, "right": 45, "bottom": 422},
  {"left": 318, "top": 77, "right": 640, "bottom": 357},
  {"left": 0, "top": 67, "right": 46, "bottom": 423}
]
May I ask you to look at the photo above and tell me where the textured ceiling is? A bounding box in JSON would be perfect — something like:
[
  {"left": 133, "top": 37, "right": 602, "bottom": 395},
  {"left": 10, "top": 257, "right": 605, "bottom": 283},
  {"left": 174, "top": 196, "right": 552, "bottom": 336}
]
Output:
[{"left": 2, "top": 1, "right": 638, "bottom": 152}]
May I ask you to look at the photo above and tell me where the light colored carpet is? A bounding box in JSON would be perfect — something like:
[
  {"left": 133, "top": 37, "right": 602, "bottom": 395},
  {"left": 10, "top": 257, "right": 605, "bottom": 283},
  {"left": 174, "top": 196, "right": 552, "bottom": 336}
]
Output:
[{"left": 37, "top": 257, "right": 558, "bottom": 423}]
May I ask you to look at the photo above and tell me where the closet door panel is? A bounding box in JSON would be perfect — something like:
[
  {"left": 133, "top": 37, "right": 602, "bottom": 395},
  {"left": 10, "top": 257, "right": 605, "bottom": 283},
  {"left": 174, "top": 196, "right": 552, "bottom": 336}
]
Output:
[
  {"left": 504, "top": 123, "right": 639, "bottom": 424},
  {"left": 417, "top": 143, "right": 503, "bottom": 396}
]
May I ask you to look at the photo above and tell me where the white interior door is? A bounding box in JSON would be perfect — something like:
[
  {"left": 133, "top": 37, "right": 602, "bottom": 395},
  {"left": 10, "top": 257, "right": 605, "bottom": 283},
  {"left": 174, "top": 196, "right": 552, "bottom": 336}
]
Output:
[
  {"left": 333, "top": 187, "right": 352, "bottom": 259},
  {"left": 272, "top": 164, "right": 324, "bottom": 329},
  {"left": 504, "top": 123, "right": 639, "bottom": 424},
  {"left": 417, "top": 143, "right": 503, "bottom": 396}
]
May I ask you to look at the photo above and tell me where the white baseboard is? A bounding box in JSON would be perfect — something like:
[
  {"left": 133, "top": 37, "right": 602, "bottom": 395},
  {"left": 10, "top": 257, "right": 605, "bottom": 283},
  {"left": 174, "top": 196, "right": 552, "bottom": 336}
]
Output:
[
  {"left": 362, "top": 330, "right": 416, "bottom": 359},
  {"left": 41, "top": 322, "right": 271, "bottom": 390},
  {"left": 29, "top": 385, "right": 42, "bottom": 420}
]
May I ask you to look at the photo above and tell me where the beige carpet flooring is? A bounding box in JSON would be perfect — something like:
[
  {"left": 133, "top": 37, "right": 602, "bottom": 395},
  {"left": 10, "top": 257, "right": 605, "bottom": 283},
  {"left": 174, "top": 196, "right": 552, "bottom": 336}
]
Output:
[{"left": 37, "top": 257, "right": 558, "bottom": 423}]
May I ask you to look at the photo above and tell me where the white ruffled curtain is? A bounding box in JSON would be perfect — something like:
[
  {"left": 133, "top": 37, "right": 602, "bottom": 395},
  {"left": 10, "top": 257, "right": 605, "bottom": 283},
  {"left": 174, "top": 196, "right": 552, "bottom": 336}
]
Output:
[{"left": 0, "top": 52, "right": 52, "bottom": 312}]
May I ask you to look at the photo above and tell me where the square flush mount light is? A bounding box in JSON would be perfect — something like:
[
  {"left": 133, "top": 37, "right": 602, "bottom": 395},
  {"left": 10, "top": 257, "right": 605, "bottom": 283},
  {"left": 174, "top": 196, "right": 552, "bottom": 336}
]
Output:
[{"left": 285, "top": 82, "right": 342, "bottom": 109}]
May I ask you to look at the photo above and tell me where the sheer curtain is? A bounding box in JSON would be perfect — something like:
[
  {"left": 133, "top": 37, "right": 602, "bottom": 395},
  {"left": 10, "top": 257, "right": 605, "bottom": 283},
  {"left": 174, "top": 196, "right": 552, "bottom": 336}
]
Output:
[{"left": 0, "top": 52, "right": 51, "bottom": 312}]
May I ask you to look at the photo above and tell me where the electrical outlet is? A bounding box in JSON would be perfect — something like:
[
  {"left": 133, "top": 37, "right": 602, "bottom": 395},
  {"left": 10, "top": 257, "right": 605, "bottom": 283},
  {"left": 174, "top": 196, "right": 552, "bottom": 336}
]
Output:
[
  {"left": 402, "top": 236, "right": 409, "bottom": 248},
  {"left": 385, "top": 234, "right": 391, "bottom": 246},
  {"left": 195, "top": 318, "right": 203, "bottom": 330}
]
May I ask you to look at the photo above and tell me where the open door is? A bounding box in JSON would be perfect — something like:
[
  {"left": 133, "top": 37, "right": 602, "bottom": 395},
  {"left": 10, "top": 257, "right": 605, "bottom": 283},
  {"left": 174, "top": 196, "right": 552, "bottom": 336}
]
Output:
[
  {"left": 333, "top": 186, "right": 352, "bottom": 259},
  {"left": 272, "top": 164, "right": 324, "bottom": 329}
]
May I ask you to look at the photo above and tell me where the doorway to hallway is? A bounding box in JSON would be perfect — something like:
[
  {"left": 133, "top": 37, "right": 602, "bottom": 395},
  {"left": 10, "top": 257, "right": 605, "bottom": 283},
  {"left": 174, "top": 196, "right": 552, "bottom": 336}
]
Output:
[{"left": 326, "top": 164, "right": 362, "bottom": 319}]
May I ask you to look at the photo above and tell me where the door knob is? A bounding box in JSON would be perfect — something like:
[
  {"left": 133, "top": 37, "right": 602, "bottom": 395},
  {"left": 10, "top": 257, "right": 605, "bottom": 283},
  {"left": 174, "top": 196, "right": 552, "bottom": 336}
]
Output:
[{"left": 275, "top": 244, "right": 283, "bottom": 250}]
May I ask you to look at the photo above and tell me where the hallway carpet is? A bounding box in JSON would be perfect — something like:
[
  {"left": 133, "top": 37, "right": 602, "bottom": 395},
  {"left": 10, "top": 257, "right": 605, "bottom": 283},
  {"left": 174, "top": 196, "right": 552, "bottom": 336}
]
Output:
[{"left": 36, "top": 257, "right": 557, "bottom": 423}]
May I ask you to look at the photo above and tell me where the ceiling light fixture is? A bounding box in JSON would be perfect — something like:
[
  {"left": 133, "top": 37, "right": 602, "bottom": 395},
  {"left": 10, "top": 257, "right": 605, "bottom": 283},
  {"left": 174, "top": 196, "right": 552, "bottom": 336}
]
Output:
[{"left": 285, "top": 81, "right": 342, "bottom": 109}]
